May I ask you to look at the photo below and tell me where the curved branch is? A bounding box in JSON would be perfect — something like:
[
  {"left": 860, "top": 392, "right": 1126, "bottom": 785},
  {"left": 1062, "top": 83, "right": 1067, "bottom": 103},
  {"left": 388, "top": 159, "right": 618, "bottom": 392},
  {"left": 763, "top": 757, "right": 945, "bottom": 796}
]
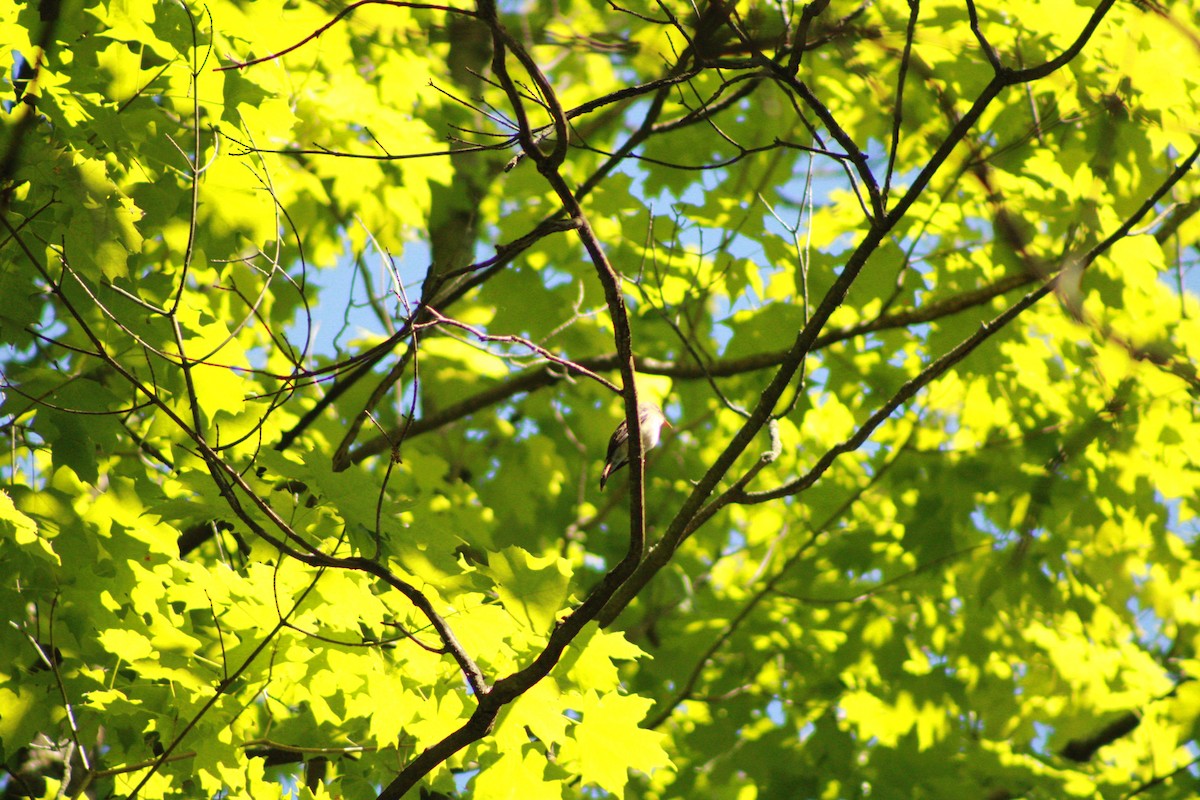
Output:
[
  {"left": 218, "top": 1, "right": 477, "bottom": 72},
  {"left": 377, "top": 2, "right": 652, "bottom": 794}
]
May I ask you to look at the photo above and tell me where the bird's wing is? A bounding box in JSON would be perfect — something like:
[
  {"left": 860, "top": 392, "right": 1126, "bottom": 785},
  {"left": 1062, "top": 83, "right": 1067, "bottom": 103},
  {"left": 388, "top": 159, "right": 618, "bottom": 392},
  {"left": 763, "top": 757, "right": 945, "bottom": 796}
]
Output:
[{"left": 605, "top": 419, "right": 630, "bottom": 462}]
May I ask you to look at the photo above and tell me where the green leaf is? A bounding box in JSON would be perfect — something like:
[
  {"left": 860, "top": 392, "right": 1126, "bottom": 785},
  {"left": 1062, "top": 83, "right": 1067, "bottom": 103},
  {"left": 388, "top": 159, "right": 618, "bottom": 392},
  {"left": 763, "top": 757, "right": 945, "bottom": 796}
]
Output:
[
  {"left": 0, "top": 490, "right": 58, "bottom": 565},
  {"left": 489, "top": 547, "right": 572, "bottom": 634},
  {"left": 559, "top": 691, "right": 673, "bottom": 795}
]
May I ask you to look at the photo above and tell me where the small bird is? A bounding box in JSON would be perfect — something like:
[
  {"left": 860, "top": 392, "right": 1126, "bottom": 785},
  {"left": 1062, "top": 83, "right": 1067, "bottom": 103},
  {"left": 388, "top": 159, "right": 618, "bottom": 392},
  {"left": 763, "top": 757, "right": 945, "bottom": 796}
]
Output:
[{"left": 600, "top": 401, "right": 670, "bottom": 490}]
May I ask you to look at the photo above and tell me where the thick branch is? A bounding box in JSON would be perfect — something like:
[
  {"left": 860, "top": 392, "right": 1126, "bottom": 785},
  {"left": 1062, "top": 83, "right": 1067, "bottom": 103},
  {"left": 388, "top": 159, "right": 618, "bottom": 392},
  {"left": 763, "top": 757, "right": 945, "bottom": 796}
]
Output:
[{"left": 596, "top": 0, "right": 1127, "bottom": 626}]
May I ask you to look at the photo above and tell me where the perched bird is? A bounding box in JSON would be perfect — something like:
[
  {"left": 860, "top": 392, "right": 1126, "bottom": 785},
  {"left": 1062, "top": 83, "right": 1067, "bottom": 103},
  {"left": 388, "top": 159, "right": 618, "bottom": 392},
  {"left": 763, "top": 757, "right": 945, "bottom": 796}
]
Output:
[{"left": 600, "top": 401, "right": 670, "bottom": 490}]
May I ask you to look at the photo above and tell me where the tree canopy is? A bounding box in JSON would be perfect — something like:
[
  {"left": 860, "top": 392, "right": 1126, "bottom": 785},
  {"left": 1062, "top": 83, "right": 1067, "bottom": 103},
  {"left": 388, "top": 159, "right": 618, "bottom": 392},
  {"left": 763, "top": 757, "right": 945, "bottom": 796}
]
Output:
[{"left": 3, "top": 0, "right": 1200, "bottom": 797}]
